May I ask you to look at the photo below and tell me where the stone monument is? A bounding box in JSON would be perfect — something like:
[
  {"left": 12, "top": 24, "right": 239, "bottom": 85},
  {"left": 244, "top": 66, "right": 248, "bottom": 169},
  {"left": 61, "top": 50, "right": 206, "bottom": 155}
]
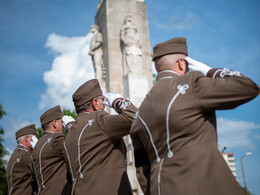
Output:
[
  {"left": 94, "top": 0, "right": 152, "bottom": 194},
  {"left": 89, "top": 24, "right": 106, "bottom": 90},
  {"left": 95, "top": 0, "right": 153, "bottom": 106},
  {"left": 120, "top": 15, "right": 142, "bottom": 76}
]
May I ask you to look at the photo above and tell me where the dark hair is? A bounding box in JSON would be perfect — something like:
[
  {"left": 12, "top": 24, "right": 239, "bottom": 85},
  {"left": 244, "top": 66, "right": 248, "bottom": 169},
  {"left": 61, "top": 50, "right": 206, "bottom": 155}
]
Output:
[
  {"left": 42, "top": 121, "right": 52, "bottom": 131},
  {"left": 76, "top": 100, "right": 93, "bottom": 114}
]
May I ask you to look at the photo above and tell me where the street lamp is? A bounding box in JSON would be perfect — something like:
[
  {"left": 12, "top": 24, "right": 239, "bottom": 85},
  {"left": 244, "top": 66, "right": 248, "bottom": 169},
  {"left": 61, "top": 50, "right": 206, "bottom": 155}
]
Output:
[
  {"left": 240, "top": 152, "right": 252, "bottom": 195},
  {"left": 221, "top": 146, "right": 227, "bottom": 153}
]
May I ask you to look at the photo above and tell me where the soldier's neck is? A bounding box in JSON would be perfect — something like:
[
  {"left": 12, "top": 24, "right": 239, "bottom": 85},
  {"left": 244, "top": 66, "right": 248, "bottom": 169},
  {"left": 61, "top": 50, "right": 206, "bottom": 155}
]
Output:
[{"left": 18, "top": 143, "right": 29, "bottom": 150}]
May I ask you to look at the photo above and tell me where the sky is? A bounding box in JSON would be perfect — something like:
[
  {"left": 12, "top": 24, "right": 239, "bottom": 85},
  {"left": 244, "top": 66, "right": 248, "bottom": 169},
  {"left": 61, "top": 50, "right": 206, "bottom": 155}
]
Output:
[{"left": 0, "top": 0, "right": 259, "bottom": 194}]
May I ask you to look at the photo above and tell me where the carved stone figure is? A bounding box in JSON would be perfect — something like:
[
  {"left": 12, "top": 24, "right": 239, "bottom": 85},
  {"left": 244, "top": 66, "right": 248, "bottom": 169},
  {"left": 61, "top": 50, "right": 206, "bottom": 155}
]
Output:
[
  {"left": 97, "top": 0, "right": 104, "bottom": 10},
  {"left": 120, "top": 16, "right": 142, "bottom": 76},
  {"left": 89, "top": 24, "right": 106, "bottom": 80}
]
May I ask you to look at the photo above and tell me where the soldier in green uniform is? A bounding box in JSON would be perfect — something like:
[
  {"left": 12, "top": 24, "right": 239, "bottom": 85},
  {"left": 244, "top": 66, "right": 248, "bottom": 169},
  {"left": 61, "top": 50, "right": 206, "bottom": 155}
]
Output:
[
  {"left": 130, "top": 37, "right": 259, "bottom": 195},
  {"left": 7, "top": 124, "right": 38, "bottom": 195},
  {"left": 64, "top": 79, "right": 137, "bottom": 195}
]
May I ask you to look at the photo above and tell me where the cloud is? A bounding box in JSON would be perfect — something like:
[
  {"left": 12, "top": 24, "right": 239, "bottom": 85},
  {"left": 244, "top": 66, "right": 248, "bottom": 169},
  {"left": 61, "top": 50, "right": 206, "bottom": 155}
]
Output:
[
  {"left": 39, "top": 32, "right": 95, "bottom": 110},
  {"left": 217, "top": 117, "right": 260, "bottom": 149},
  {"left": 153, "top": 12, "right": 200, "bottom": 31}
]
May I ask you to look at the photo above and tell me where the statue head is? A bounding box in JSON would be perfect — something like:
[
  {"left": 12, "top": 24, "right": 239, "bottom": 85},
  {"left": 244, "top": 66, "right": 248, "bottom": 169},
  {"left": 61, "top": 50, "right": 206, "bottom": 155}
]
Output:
[
  {"left": 91, "top": 24, "right": 99, "bottom": 33},
  {"left": 124, "top": 15, "right": 132, "bottom": 24}
]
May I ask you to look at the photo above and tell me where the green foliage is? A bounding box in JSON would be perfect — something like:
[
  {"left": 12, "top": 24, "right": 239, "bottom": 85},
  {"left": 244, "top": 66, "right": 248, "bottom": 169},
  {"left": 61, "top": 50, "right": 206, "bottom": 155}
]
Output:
[
  {"left": 153, "top": 73, "right": 157, "bottom": 85},
  {"left": 62, "top": 108, "right": 77, "bottom": 120},
  {"left": 36, "top": 127, "right": 43, "bottom": 139},
  {"left": 0, "top": 105, "right": 6, "bottom": 118},
  {"left": 241, "top": 186, "right": 254, "bottom": 195},
  {"left": 0, "top": 104, "right": 8, "bottom": 195},
  {"left": 62, "top": 108, "right": 77, "bottom": 136}
]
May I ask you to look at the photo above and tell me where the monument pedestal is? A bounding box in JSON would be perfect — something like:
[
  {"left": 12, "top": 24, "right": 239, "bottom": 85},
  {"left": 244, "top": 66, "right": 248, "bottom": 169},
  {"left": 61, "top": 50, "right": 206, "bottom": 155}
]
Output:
[{"left": 124, "top": 74, "right": 149, "bottom": 107}]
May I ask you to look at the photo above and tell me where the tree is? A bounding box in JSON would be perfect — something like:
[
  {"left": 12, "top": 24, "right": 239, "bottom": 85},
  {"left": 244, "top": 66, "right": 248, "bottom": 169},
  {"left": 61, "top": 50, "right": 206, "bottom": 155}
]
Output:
[
  {"left": 241, "top": 186, "right": 254, "bottom": 195},
  {"left": 62, "top": 108, "right": 77, "bottom": 120},
  {"left": 36, "top": 127, "right": 43, "bottom": 139},
  {"left": 62, "top": 108, "right": 76, "bottom": 136},
  {"left": 153, "top": 73, "right": 157, "bottom": 84},
  {"left": 0, "top": 104, "right": 8, "bottom": 195}
]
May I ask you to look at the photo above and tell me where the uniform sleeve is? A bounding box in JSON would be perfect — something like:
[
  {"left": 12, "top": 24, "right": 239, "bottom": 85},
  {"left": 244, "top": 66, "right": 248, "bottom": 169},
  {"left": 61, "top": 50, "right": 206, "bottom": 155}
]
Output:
[
  {"left": 30, "top": 155, "right": 39, "bottom": 194},
  {"left": 22, "top": 152, "right": 38, "bottom": 193},
  {"left": 64, "top": 121, "right": 75, "bottom": 134},
  {"left": 22, "top": 151, "right": 33, "bottom": 170},
  {"left": 51, "top": 133, "right": 65, "bottom": 155},
  {"left": 21, "top": 152, "right": 34, "bottom": 183},
  {"left": 192, "top": 68, "right": 259, "bottom": 110},
  {"left": 130, "top": 118, "right": 150, "bottom": 195},
  {"left": 98, "top": 99, "right": 138, "bottom": 139}
]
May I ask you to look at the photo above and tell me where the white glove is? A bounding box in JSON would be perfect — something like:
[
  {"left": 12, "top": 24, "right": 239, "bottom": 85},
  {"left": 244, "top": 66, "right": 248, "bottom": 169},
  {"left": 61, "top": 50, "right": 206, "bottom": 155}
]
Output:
[
  {"left": 185, "top": 57, "right": 212, "bottom": 76},
  {"left": 102, "top": 92, "right": 123, "bottom": 108},
  {"left": 62, "top": 115, "right": 75, "bottom": 128},
  {"left": 30, "top": 136, "right": 38, "bottom": 149}
]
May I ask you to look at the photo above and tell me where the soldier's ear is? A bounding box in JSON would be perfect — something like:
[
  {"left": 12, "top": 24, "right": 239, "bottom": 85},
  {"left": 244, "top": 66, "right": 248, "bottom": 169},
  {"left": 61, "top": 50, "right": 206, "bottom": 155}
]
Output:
[
  {"left": 24, "top": 135, "right": 30, "bottom": 143},
  {"left": 52, "top": 120, "right": 58, "bottom": 129},
  {"left": 92, "top": 98, "right": 99, "bottom": 111},
  {"left": 177, "top": 58, "right": 186, "bottom": 74}
]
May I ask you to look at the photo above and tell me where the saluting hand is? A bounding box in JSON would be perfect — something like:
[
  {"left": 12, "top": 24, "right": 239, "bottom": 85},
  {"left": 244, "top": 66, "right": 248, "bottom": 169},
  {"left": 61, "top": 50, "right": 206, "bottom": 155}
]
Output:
[
  {"left": 186, "top": 56, "right": 212, "bottom": 76},
  {"left": 30, "top": 136, "right": 38, "bottom": 148},
  {"left": 102, "top": 92, "right": 123, "bottom": 108},
  {"left": 62, "top": 115, "right": 75, "bottom": 128}
]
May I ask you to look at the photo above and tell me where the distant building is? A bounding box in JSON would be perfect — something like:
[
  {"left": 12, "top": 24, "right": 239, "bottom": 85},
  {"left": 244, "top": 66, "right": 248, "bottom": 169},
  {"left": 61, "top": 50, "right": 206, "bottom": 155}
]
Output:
[{"left": 222, "top": 152, "right": 238, "bottom": 179}]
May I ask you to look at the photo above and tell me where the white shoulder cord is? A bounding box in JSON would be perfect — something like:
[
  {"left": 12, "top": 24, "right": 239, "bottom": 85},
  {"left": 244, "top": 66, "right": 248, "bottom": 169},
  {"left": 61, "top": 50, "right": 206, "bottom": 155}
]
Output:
[
  {"left": 63, "top": 142, "right": 75, "bottom": 182},
  {"left": 165, "top": 84, "right": 189, "bottom": 158},
  {"left": 78, "top": 119, "right": 94, "bottom": 179},
  {"left": 39, "top": 138, "right": 52, "bottom": 189},
  {"left": 157, "top": 158, "right": 164, "bottom": 195},
  {"left": 9, "top": 158, "right": 21, "bottom": 195},
  {"left": 136, "top": 113, "right": 161, "bottom": 164}
]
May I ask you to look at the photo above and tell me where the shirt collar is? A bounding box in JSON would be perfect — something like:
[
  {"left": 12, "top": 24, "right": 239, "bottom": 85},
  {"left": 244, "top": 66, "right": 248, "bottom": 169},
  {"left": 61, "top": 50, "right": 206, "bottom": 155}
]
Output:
[
  {"left": 156, "top": 70, "right": 180, "bottom": 82},
  {"left": 18, "top": 144, "right": 29, "bottom": 151},
  {"left": 43, "top": 130, "right": 54, "bottom": 135}
]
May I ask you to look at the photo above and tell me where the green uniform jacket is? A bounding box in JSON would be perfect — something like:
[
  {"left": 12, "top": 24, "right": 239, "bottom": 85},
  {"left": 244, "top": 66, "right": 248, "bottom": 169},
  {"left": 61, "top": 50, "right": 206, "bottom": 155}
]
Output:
[
  {"left": 130, "top": 68, "right": 259, "bottom": 195},
  {"left": 64, "top": 98, "right": 137, "bottom": 195},
  {"left": 7, "top": 144, "right": 37, "bottom": 195}
]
